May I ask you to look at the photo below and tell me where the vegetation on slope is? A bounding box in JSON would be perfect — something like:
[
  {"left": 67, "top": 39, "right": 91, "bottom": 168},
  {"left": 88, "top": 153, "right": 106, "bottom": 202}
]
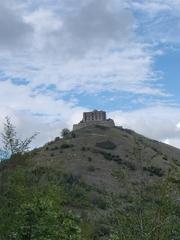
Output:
[{"left": 0, "top": 125, "right": 180, "bottom": 239}]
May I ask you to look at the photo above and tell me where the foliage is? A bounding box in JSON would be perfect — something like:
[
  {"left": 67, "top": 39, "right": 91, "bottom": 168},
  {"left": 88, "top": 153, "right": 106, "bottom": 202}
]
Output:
[
  {"left": 61, "top": 128, "right": 70, "bottom": 138},
  {"left": 54, "top": 137, "right": 60, "bottom": 142},
  {"left": 109, "top": 179, "right": 180, "bottom": 240},
  {"left": 81, "top": 146, "right": 86, "bottom": 151},
  {"left": 11, "top": 201, "right": 81, "bottom": 240},
  {"left": 96, "top": 141, "right": 117, "bottom": 150},
  {"left": 95, "top": 125, "right": 108, "bottom": 130},
  {"left": 0, "top": 116, "right": 38, "bottom": 159},
  {"left": 0, "top": 125, "right": 180, "bottom": 240},
  {"left": 71, "top": 132, "right": 76, "bottom": 138},
  {"left": 0, "top": 162, "right": 179, "bottom": 240},
  {"left": 0, "top": 168, "right": 81, "bottom": 240},
  {"left": 87, "top": 165, "right": 95, "bottom": 172},
  {"left": 143, "top": 166, "right": 164, "bottom": 177},
  {"left": 92, "top": 196, "right": 108, "bottom": 210},
  {"left": 95, "top": 149, "right": 136, "bottom": 170},
  {"left": 61, "top": 143, "right": 74, "bottom": 149}
]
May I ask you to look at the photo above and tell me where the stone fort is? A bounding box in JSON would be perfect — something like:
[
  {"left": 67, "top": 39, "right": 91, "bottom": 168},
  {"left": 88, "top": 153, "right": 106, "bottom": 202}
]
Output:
[{"left": 73, "top": 110, "right": 115, "bottom": 130}]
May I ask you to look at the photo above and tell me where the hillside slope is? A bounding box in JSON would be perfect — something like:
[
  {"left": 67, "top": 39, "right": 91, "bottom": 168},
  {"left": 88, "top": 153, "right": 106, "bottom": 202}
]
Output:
[
  {"left": 0, "top": 125, "right": 180, "bottom": 240},
  {"left": 31, "top": 125, "right": 180, "bottom": 194}
]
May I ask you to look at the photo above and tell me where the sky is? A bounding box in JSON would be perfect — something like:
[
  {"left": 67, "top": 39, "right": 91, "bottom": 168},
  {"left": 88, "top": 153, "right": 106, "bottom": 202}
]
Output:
[{"left": 0, "top": 0, "right": 180, "bottom": 148}]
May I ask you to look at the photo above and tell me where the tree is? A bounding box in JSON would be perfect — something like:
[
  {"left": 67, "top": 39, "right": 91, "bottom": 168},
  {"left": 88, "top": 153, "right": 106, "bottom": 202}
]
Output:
[
  {"left": 11, "top": 199, "right": 81, "bottom": 240},
  {"left": 107, "top": 136, "right": 180, "bottom": 240},
  {"left": 0, "top": 116, "right": 38, "bottom": 159},
  {"left": 0, "top": 169, "right": 81, "bottom": 240},
  {"left": 61, "top": 128, "right": 70, "bottom": 138}
]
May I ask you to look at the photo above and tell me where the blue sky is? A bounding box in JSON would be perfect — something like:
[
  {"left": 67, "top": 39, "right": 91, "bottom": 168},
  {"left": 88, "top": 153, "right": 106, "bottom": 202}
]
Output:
[
  {"left": 1, "top": 0, "right": 180, "bottom": 148},
  {"left": 155, "top": 49, "right": 180, "bottom": 102}
]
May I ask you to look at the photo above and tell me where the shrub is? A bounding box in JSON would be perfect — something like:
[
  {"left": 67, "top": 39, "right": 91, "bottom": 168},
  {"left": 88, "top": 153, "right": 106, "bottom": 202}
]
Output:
[
  {"left": 88, "top": 157, "right": 92, "bottom": 162},
  {"left": 51, "top": 146, "right": 59, "bottom": 151},
  {"left": 100, "top": 151, "right": 113, "bottom": 161},
  {"left": 81, "top": 146, "right": 86, "bottom": 151},
  {"left": 92, "top": 197, "right": 108, "bottom": 210},
  {"left": 93, "top": 224, "right": 110, "bottom": 238},
  {"left": 95, "top": 125, "right": 108, "bottom": 130},
  {"left": 87, "top": 165, "right": 95, "bottom": 172},
  {"left": 143, "top": 166, "right": 164, "bottom": 177},
  {"left": 123, "top": 161, "right": 136, "bottom": 170},
  {"left": 61, "top": 143, "right": 73, "bottom": 149},
  {"left": 163, "top": 155, "right": 168, "bottom": 161},
  {"left": 0, "top": 116, "right": 38, "bottom": 158},
  {"left": 173, "top": 159, "right": 180, "bottom": 167},
  {"left": 113, "top": 156, "right": 122, "bottom": 164},
  {"left": 169, "top": 177, "right": 180, "bottom": 186},
  {"left": 61, "top": 128, "right": 70, "bottom": 138},
  {"left": 96, "top": 141, "right": 117, "bottom": 150},
  {"left": 63, "top": 173, "right": 81, "bottom": 186},
  {"left": 54, "top": 137, "right": 60, "bottom": 142},
  {"left": 124, "top": 129, "right": 134, "bottom": 135},
  {"left": 122, "top": 134, "right": 128, "bottom": 138},
  {"left": 71, "top": 132, "right": 76, "bottom": 138}
]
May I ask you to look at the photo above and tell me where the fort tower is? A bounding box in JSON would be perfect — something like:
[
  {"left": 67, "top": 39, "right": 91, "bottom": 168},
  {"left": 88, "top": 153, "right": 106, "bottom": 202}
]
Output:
[{"left": 73, "top": 110, "right": 115, "bottom": 130}]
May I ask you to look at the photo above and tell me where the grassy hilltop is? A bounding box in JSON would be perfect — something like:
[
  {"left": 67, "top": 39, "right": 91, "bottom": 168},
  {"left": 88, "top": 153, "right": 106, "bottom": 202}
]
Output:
[{"left": 0, "top": 125, "right": 180, "bottom": 239}]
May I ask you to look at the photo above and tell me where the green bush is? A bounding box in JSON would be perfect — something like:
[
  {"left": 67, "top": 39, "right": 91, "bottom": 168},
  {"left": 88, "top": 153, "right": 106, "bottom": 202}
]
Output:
[
  {"left": 61, "top": 128, "right": 70, "bottom": 138},
  {"left": 113, "top": 155, "right": 122, "bottom": 164},
  {"left": 87, "top": 165, "right": 95, "bottom": 172},
  {"left": 143, "top": 166, "right": 164, "bottom": 177},
  {"left": 96, "top": 141, "right": 117, "bottom": 150},
  {"left": 0, "top": 169, "right": 82, "bottom": 240},
  {"left": 51, "top": 146, "right": 59, "bottom": 151},
  {"left": 61, "top": 143, "right": 73, "bottom": 149},
  {"left": 54, "top": 137, "right": 60, "bottom": 142},
  {"left": 63, "top": 173, "right": 81, "bottom": 186},
  {"left": 93, "top": 224, "right": 110, "bottom": 239},
  {"left": 95, "top": 125, "right": 108, "bottom": 130},
  {"left": 81, "top": 146, "right": 86, "bottom": 151},
  {"left": 92, "top": 196, "right": 108, "bottom": 210},
  {"left": 100, "top": 151, "right": 113, "bottom": 161},
  {"left": 123, "top": 161, "right": 136, "bottom": 170},
  {"left": 71, "top": 132, "right": 76, "bottom": 138}
]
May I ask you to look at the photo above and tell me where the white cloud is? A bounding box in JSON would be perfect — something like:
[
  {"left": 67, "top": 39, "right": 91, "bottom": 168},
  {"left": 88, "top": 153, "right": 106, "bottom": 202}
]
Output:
[
  {"left": 130, "top": 1, "right": 171, "bottom": 15},
  {"left": 55, "top": 0, "right": 135, "bottom": 56},
  {"left": 130, "top": 0, "right": 180, "bottom": 15},
  {"left": 110, "top": 106, "right": 180, "bottom": 148},
  {"left": 0, "top": 0, "right": 179, "bottom": 150},
  {"left": 163, "top": 138, "right": 180, "bottom": 149},
  {"left": 0, "top": 80, "right": 87, "bottom": 147},
  {"left": 0, "top": 1, "right": 32, "bottom": 50},
  {"left": 176, "top": 122, "right": 180, "bottom": 130},
  {"left": 0, "top": 0, "right": 165, "bottom": 96},
  {"left": 129, "top": 0, "right": 180, "bottom": 44}
]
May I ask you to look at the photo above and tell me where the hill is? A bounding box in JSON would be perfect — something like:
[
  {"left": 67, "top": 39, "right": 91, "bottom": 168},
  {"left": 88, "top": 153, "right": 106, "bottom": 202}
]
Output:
[{"left": 0, "top": 125, "right": 180, "bottom": 240}]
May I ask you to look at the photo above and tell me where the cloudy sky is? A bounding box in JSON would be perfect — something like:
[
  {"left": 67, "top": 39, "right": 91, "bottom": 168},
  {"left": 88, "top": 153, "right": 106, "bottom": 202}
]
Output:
[{"left": 0, "top": 0, "right": 180, "bottom": 148}]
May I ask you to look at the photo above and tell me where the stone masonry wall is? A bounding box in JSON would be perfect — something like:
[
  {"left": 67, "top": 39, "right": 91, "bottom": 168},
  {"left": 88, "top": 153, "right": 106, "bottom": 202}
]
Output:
[{"left": 73, "top": 119, "right": 115, "bottom": 130}]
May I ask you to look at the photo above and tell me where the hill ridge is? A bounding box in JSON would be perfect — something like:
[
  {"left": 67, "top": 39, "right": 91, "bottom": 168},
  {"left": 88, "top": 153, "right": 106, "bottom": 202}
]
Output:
[{"left": 0, "top": 125, "right": 180, "bottom": 239}]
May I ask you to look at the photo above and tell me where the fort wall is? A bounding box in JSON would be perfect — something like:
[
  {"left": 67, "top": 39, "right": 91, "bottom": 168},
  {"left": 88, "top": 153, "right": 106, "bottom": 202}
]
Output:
[
  {"left": 73, "top": 110, "right": 115, "bottom": 130},
  {"left": 73, "top": 119, "right": 115, "bottom": 130}
]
